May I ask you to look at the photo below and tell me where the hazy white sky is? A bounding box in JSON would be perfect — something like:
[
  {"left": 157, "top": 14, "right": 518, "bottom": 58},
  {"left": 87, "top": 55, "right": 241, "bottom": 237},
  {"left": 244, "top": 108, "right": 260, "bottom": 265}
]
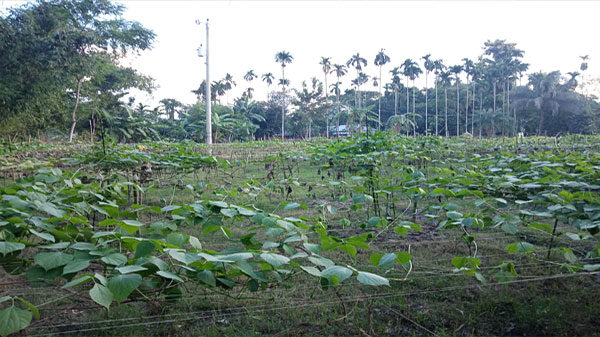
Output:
[{"left": 3, "top": 0, "right": 600, "bottom": 106}]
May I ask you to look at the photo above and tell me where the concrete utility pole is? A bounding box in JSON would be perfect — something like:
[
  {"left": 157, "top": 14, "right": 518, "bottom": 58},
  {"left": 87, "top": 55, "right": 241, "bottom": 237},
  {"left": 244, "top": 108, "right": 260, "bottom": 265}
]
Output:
[{"left": 197, "top": 19, "right": 212, "bottom": 145}]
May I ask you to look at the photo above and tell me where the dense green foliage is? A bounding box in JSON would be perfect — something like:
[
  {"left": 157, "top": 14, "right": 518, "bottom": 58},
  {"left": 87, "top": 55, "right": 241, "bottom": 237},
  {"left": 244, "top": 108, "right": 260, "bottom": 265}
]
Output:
[{"left": 0, "top": 133, "right": 599, "bottom": 335}]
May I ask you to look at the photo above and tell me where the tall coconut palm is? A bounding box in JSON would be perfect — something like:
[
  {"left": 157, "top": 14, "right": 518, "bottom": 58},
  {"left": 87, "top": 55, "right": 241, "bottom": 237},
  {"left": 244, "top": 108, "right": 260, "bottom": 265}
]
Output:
[
  {"left": 244, "top": 70, "right": 257, "bottom": 82},
  {"left": 390, "top": 66, "right": 402, "bottom": 116},
  {"left": 319, "top": 57, "right": 332, "bottom": 137},
  {"left": 401, "top": 59, "right": 413, "bottom": 119},
  {"left": 223, "top": 73, "right": 236, "bottom": 105},
  {"left": 346, "top": 53, "right": 367, "bottom": 108},
  {"left": 355, "top": 72, "right": 370, "bottom": 115},
  {"left": 462, "top": 58, "right": 474, "bottom": 134},
  {"left": 433, "top": 59, "right": 446, "bottom": 136},
  {"left": 422, "top": 54, "right": 434, "bottom": 135},
  {"left": 330, "top": 63, "right": 347, "bottom": 137},
  {"left": 262, "top": 72, "right": 274, "bottom": 86},
  {"left": 275, "top": 51, "right": 293, "bottom": 139},
  {"left": 449, "top": 65, "right": 463, "bottom": 136},
  {"left": 402, "top": 59, "right": 422, "bottom": 136},
  {"left": 579, "top": 55, "right": 589, "bottom": 98},
  {"left": 439, "top": 70, "right": 452, "bottom": 137},
  {"left": 319, "top": 57, "right": 332, "bottom": 100},
  {"left": 374, "top": 49, "right": 390, "bottom": 130},
  {"left": 244, "top": 70, "right": 257, "bottom": 102}
]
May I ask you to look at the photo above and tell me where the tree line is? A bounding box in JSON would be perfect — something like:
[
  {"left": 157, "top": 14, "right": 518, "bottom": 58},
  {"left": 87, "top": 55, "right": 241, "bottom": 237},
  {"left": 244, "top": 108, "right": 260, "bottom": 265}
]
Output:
[{"left": 1, "top": 0, "right": 598, "bottom": 143}]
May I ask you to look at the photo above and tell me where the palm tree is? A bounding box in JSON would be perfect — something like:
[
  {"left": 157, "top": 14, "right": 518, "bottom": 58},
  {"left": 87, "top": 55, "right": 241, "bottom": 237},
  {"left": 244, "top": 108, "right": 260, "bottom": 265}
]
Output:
[
  {"left": 159, "top": 98, "right": 183, "bottom": 121},
  {"left": 579, "top": 55, "right": 589, "bottom": 98},
  {"left": 319, "top": 57, "right": 332, "bottom": 137},
  {"left": 439, "top": 70, "right": 452, "bottom": 137},
  {"left": 374, "top": 49, "right": 390, "bottom": 130},
  {"left": 319, "top": 57, "right": 332, "bottom": 100},
  {"left": 449, "top": 65, "right": 463, "bottom": 136},
  {"left": 244, "top": 70, "right": 257, "bottom": 102},
  {"left": 244, "top": 70, "right": 257, "bottom": 82},
  {"left": 462, "top": 58, "right": 474, "bottom": 134},
  {"left": 330, "top": 63, "right": 347, "bottom": 137},
  {"left": 262, "top": 72, "right": 274, "bottom": 86},
  {"left": 422, "top": 54, "right": 434, "bottom": 135},
  {"left": 390, "top": 66, "right": 402, "bottom": 117},
  {"left": 433, "top": 59, "right": 445, "bottom": 136},
  {"left": 402, "top": 59, "right": 422, "bottom": 135},
  {"left": 275, "top": 51, "right": 293, "bottom": 139},
  {"left": 212, "top": 80, "right": 227, "bottom": 104},
  {"left": 346, "top": 53, "right": 367, "bottom": 108},
  {"left": 223, "top": 73, "right": 236, "bottom": 105},
  {"left": 528, "top": 71, "right": 561, "bottom": 135}
]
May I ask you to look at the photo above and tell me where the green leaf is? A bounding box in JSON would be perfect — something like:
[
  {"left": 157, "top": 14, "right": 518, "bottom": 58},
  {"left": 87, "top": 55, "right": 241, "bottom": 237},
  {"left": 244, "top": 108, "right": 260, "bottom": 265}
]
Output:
[
  {"left": 367, "top": 216, "right": 381, "bottom": 227},
  {"left": 528, "top": 222, "right": 553, "bottom": 234},
  {"left": 89, "top": 283, "right": 113, "bottom": 309},
  {"left": 166, "top": 232, "right": 187, "bottom": 248},
  {"left": 357, "top": 271, "right": 389, "bottom": 286},
  {"left": 135, "top": 241, "right": 155, "bottom": 258},
  {"left": 220, "top": 208, "right": 238, "bottom": 217},
  {"left": 29, "top": 229, "right": 55, "bottom": 242},
  {"left": 506, "top": 242, "right": 535, "bottom": 254},
  {"left": 395, "top": 252, "right": 412, "bottom": 265},
  {"left": 583, "top": 264, "right": 600, "bottom": 272},
  {"left": 100, "top": 253, "right": 128, "bottom": 266},
  {"left": 0, "top": 241, "right": 25, "bottom": 256},
  {"left": 208, "top": 201, "right": 228, "bottom": 208},
  {"left": 501, "top": 222, "right": 519, "bottom": 235},
  {"left": 378, "top": 253, "right": 397, "bottom": 269},
  {"left": 188, "top": 236, "right": 202, "bottom": 250},
  {"left": 283, "top": 202, "right": 300, "bottom": 210},
  {"left": 300, "top": 266, "right": 322, "bottom": 277},
  {"left": 321, "top": 266, "right": 352, "bottom": 283},
  {"left": 62, "top": 275, "right": 93, "bottom": 289},
  {"left": 156, "top": 271, "right": 184, "bottom": 283},
  {"left": 394, "top": 226, "right": 409, "bottom": 237},
  {"left": 107, "top": 274, "right": 142, "bottom": 303},
  {"left": 120, "top": 220, "right": 144, "bottom": 234},
  {"left": 197, "top": 270, "right": 216, "bottom": 287},
  {"left": 62, "top": 260, "right": 90, "bottom": 275},
  {"left": 369, "top": 253, "right": 383, "bottom": 266},
  {"left": 161, "top": 205, "right": 181, "bottom": 212},
  {"left": 260, "top": 253, "right": 290, "bottom": 268},
  {"left": 352, "top": 194, "right": 367, "bottom": 203},
  {"left": 34, "top": 252, "right": 73, "bottom": 271},
  {"left": 35, "top": 201, "right": 65, "bottom": 218},
  {"left": 0, "top": 305, "right": 32, "bottom": 337},
  {"left": 446, "top": 211, "right": 463, "bottom": 220},
  {"left": 116, "top": 265, "right": 148, "bottom": 274}
]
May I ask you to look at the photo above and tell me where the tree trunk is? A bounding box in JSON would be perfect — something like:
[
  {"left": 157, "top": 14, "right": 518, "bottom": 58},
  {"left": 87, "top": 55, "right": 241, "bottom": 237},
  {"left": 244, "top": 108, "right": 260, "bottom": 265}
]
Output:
[
  {"left": 281, "top": 66, "right": 286, "bottom": 140},
  {"left": 394, "top": 89, "right": 398, "bottom": 116},
  {"left": 492, "top": 81, "right": 496, "bottom": 137},
  {"left": 445, "top": 87, "right": 448, "bottom": 138},
  {"left": 479, "top": 90, "right": 483, "bottom": 138},
  {"left": 538, "top": 109, "right": 545, "bottom": 136},
  {"left": 412, "top": 81, "right": 416, "bottom": 137},
  {"left": 456, "top": 79, "right": 460, "bottom": 137},
  {"left": 378, "top": 65, "right": 382, "bottom": 130},
  {"left": 406, "top": 77, "right": 409, "bottom": 116},
  {"left": 465, "top": 77, "right": 469, "bottom": 134},
  {"left": 425, "top": 70, "right": 428, "bottom": 136},
  {"left": 69, "top": 78, "right": 83, "bottom": 143},
  {"left": 435, "top": 76, "right": 438, "bottom": 136},
  {"left": 472, "top": 82, "right": 475, "bottom": 134}
]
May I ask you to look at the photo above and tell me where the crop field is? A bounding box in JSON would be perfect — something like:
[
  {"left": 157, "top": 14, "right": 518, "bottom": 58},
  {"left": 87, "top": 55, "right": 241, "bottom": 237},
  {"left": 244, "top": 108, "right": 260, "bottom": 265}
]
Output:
[{"left": 1, "top": 133, "right": 600, "bottom": 337}]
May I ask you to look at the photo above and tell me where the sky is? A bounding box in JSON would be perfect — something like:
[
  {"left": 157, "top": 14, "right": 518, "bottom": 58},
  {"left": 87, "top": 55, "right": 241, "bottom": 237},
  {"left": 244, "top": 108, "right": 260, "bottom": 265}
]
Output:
[{"left": 3, "top": 0, "right": 599, "bottom": 107}]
